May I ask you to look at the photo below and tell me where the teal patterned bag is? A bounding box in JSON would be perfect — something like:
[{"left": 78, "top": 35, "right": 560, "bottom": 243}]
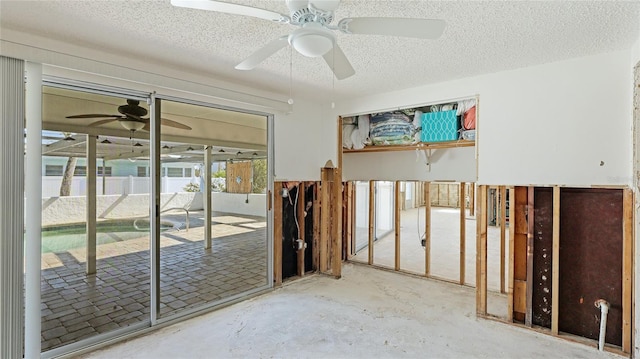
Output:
[{"left": 421, "top": 110, "right": 460, "bottom": 142}]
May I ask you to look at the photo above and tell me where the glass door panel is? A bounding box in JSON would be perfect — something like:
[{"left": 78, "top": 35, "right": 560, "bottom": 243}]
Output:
[
  {"left": 157, "top": 99, "right": 269, "bottom": 318},
  {"left": 40, "top": 86, "right": 150, "bottom": 352}
]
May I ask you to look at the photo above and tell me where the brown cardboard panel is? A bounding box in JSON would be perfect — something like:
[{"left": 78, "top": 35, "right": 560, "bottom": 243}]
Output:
[
  {"left": 226, "top": 161, "right": 252, "bottom": 193},
  {"left": 559, "top": 188, "right": 623, "bottom": 346},
  {"left": 532, "top": 187, "right": 553, "bottom": 328}
]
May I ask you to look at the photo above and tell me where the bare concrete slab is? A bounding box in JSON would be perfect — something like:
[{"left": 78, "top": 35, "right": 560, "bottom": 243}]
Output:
[{"left": 81, "top": 263, "right": 617, "bottom": 359}]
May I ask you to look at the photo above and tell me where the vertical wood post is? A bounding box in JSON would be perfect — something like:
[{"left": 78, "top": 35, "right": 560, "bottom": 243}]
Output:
[
  {"left": 500, "top": 185, "right": 507, "bottom": 294},
  {"left": 476, "top": 185, "right": 488, "bottom": 315},
  {"left": 424, "top": 181, "right": 431, "bottom": 276},
  {"left": 273, "top": 182, "right": 283, "bottom": 286},
  {"left": 345, "top": 182, "right": 354, "bottom": 259},
  {"left": 460, "top": 182, "right": 466, "bottom": 284},
  {"left": 312, "top": 182, "right": 320, "bottom": 271},
  {"left": 551, "top": 186, "right": 560, "bottom": 335},
  {"left": 507, "top": 187, "right": 515, "bottom": 322},
  {"left": 332, "top": 170, "right": 342, "bottom": 278},
  {"left": 622, "top": 188, "right": 633, "bottom": 352},
  {"left": 395, "top": 181, "right": 401, "bottom": 271},
  {"left": 320, "top": 175, "right": 330, "bottom": 273},
  {"left": 368, "top": 180, "right": 375, "bottom": 265},
  {"left": 321, "top": 165, "right": 341, "bottom": 278},
  {"left": 469, "top": 183, "right": 475, "bottom": 216},
  {"left": 296, "top": 183, "right": 306, "bottom": 277}
]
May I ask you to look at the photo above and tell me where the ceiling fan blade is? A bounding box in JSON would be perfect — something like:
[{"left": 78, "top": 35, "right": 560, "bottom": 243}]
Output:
[
  {"left": 161, "top": 118, "right": 192, "bottom": 130},
  {"left": 235, "top": 36, "right": 289, "bottom": 70},
  {"left": 66, "top": 114, "right": 122, "bottom": 119},
  {"left": 88, "top": 118, "right": 119, "bottom": 127},
  {"left": 322, "top": 44, "right": 355, "bottom": 80},
  {"left": 171, "top": 0, "right": 289, "bottom": 23},
  {"left": 338, "top": 18, "right": 446, "bottom": 39}
]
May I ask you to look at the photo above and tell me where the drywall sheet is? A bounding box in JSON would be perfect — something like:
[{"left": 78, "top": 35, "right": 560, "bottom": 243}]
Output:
[
  {"left": 342, "top": 146, "right": 476, "bottom": 182},
  {"left": 559, "top": 188, "right": 622, "bottom": 346}
]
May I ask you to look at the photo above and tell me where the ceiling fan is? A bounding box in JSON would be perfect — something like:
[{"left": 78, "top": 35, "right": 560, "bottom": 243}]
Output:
[
  {"left": 66, "top": 99, "right": 192, "bottom": 132},
  {"left": 171, "top": 0, "right": 446, "bottom": 80}
]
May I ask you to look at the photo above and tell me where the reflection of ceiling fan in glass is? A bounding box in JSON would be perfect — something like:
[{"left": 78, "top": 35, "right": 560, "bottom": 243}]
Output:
[{"left": 66, "top": 99, "right": 192, "bottom": 132}]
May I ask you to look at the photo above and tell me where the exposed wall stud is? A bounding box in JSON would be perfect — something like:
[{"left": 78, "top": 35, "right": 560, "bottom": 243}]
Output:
[
  {"left": 395, "top": 181, "right": 401, "bottom": 271},
  {"left": 622, "top": 188, "right": 633, "bottom": 352},
  {"left": 476, "top": 185, "right": 488, "bottom": 315},
  {"left": 500, "top": 185, "right": 507, "bottom": 294},
  {"left": 369, "top": 180, "right": 375, "bottom": 265},
  {"left": 460, "top": 182, "right": 466, "bottom": 284},
  {"left": 424, "top": 181, "right": 431, "bottom": 276},
  {"left": 273, "top": 182, "right": 283, "bottom": 286}
]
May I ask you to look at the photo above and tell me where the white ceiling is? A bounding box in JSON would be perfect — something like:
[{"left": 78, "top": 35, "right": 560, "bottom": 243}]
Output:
[{"left": 1, "top": 0, "right": 639, "bottom": 102}]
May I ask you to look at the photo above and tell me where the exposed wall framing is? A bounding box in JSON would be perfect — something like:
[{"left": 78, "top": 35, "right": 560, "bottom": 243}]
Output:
[
  {"left": 424, "top": 181, "right": 431, "bottom": 276},
  {"left": 500, "top": 185, "right": 633, "bottom": 354},
  {"left": 296, "top": 182, "right": 306, "bottom": 277},
  {"left": 273, "top": 181, "right": 283, "bottom": 286},
  {"left": 320, "top": 165, "right": 342, "bottom": 278},
  {"left": 395, "top": 181, "right": 401, "bottom": 271},
  {"left": 476, "top": 185, "right": 488, "bottom": 316},
  {"left": 460, "top": 182, "right": 466, "bottom": 285}
]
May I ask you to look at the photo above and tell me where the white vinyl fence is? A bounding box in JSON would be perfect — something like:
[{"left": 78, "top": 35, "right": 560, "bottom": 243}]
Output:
[{"left": 42, "top": 176, "right": 197, "bottom": 197}]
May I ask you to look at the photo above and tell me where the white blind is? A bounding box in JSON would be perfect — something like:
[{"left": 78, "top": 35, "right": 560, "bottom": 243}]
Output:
[{"left": 0, "top": 56, "right": 25, "bottom": 359}]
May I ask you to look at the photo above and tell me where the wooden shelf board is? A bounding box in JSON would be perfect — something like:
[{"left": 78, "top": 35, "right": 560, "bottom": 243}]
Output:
[{"left": 343, "top": 140, "right": 475, "bottom": 153}]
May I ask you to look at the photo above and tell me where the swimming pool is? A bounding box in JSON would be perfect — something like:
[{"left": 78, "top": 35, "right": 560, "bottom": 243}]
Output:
[{"left": 41, "top": 219, "right": 175, "bottom": 253}]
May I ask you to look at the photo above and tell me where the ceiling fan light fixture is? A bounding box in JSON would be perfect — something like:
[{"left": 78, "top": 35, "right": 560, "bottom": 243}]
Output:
[
  {"left": 120, "top": 120, "right": 146, "bottom": 131},
  {"left": 289, "top": 23, "right": 335, "bottom": 57}
]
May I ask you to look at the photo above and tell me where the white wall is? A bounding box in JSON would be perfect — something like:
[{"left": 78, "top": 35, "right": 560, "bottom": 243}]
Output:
[
  {"left": 343, "top": 147, "right": 476, "bottom": 182},
  {"left": 333, "top": 50, "right": 633, "bottom": 186},
  {"left": 273, "top": 99, "right": 332, "bottom": 181}
]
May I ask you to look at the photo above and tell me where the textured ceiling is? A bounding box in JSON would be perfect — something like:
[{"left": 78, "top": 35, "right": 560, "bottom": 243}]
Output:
[{"left": 1, "top": 0, "right": 639, "bottom": 102}]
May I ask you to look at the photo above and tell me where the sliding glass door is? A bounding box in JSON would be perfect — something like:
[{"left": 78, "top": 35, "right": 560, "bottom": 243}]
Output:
[{"left": 37, "top": 83, "right": 272, "bottom": 356}]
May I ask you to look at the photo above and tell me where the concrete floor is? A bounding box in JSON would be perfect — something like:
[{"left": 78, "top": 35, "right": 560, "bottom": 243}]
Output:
[
  {"left": 40, "top": 212, "right": 267, "bottom": 352},
  {"left": 80, "top": 263, "right": 618, "bottom": 359}
]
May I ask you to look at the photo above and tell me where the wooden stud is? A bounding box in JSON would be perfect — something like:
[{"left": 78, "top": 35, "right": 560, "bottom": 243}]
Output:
[
  {"left": 424, "top": 181, "right": 431, "bottom": 276},
  {"left": 512, "top": 187, "right": 529, "bottom": 323},
  {"left": 332, "top": 168, "right": 342, "bottom": 278},
  {"left": 312, "top": 182, "right": 320, "bottom": 271},
  {"left": 622, "top": 188, "right": 633, "bottom": 353},
  {"left": 525, "top": 187, "right": 535, "bottom": 327},
  {"left": 346, "top": 182, "right": 355, "bottom": 258},
  {"left": 320, "top": 173, "right": 330, "bottom": 273},
  {"left": 507, "top": 187, "right": 515, "bottom": 322},
  {"left": 296, "top": 183, "right": 306, "bottom": 277},
  {"left": 460, "top": 182, "right": 466, "bottom": 285},
  {"left": 476, "top": 185, "right": 488, "bottom": 315},
  {"left": 395, "top": 181, "right": 401, "bottom": 271},
  {"left": 469, "top": 183, "right": 475, "bottom": 216},
  {"left": 273, "top": 182, "right": 283, "bottom": 286},
  {"left": 368, "top": 180, "right": 375, "bottom": 265},
  {"left": 551, "top": 186, "right": 560, "bottom": 335},
  {"left": 500, "top": 185, "right": 507, "bottom": 294}
]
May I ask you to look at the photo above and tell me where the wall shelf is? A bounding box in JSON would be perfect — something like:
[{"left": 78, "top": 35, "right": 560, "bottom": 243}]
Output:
[{"left": 343, "top": 140, "right": 475, "bottom": 153}]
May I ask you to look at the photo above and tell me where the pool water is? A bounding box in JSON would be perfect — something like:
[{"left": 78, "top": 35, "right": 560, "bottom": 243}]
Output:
[{"left": 41, "top": 219, "right": 174, "bottom": 253}]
